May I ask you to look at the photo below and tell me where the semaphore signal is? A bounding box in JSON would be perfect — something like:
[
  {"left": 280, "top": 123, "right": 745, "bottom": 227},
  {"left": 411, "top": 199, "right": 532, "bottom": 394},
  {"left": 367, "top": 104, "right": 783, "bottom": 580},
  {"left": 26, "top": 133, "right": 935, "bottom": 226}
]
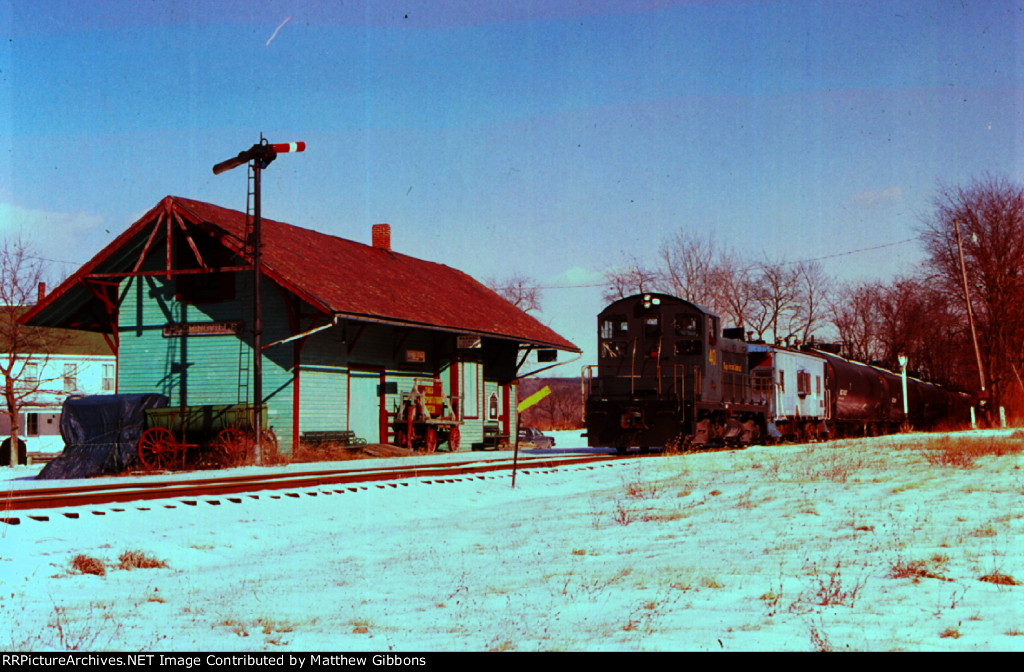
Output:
[{"left": 212, "top": 137, "right": 305, "bottom": 464}]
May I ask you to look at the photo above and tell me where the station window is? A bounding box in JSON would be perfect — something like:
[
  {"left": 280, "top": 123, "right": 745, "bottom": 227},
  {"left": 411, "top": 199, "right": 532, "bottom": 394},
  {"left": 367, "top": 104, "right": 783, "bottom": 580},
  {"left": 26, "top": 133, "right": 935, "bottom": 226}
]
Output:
[{"left": 460, "top": 361, "right": 480, "bottom": 419}]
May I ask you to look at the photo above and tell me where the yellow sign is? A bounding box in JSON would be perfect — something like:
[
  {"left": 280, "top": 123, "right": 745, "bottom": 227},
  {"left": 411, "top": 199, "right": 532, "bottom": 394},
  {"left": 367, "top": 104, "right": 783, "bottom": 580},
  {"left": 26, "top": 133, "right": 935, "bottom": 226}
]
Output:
[{"left": 517, "top": 386, "right": 551, "bottom": 413}]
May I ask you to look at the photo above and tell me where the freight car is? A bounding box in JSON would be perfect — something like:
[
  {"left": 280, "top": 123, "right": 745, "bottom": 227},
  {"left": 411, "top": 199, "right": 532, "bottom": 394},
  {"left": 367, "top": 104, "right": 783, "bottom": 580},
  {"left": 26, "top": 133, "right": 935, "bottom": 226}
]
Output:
[{"left": 583, "top": 293, "right": 969, "bottom": 453}]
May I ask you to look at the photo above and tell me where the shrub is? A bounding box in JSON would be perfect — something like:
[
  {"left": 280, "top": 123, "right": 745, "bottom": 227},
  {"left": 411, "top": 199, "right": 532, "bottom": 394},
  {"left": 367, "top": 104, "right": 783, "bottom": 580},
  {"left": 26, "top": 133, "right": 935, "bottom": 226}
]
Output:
[
  {"left": 118, "top": 550, "right": 168, "bottom": 570},
  {"left": 70, "top": 554, "right": 106, "bottom": 576},
  {"left": 979, "top": 572, "right": 1020, "bottom": 586}
]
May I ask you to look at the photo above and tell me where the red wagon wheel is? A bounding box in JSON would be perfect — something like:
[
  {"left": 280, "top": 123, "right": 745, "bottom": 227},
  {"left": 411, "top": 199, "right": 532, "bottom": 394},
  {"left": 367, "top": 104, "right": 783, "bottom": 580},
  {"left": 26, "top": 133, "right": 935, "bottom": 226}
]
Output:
[
  {"left": 210, "top": 428, "right": 247, "bottom": 468},
  {"left": 448, "top": 425, "right": 460, "bottom": 453},
  {"left": 424, "top": 427, "right": 438, "bottom": 453},
  {"left": 138, "top": 426, "right": 180, "bottom": 471}
]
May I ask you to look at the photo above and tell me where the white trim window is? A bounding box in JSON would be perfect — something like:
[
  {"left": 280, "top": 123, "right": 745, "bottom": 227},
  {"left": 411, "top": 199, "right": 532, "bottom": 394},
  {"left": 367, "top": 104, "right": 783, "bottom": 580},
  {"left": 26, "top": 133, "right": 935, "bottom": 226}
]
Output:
[
  {"left": 63, "top": 363, "right": 77, "bottom": 393},
  {"left": 102, "top": 364, "right": 116, "bottom": 391}
]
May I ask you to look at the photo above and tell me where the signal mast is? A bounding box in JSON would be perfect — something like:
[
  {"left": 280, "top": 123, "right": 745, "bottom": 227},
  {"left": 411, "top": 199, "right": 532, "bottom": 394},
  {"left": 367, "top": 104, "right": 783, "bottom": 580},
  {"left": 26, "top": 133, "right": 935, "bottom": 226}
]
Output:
[{"left": 213, "top": 138, "right": 305, "bottom": 463}]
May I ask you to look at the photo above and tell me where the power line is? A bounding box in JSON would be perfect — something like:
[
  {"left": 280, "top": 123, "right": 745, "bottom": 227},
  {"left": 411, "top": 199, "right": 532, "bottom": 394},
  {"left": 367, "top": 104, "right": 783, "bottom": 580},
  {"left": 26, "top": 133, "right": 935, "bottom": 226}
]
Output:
[{"left": 506, "top": 237, "right": 920, "bottom": 291}]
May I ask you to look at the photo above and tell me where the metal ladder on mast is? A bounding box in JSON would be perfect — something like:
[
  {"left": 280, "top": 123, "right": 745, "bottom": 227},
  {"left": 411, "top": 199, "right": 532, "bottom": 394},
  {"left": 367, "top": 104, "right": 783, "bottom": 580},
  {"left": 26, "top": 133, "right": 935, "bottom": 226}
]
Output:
[{"left": 237, "top": 162, "right": 256, "bottom": 405}]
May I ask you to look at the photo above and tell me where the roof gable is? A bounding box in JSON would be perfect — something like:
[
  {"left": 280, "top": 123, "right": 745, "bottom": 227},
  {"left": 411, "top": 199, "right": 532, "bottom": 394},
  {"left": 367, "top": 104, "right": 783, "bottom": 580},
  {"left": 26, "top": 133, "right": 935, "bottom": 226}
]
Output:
[{"left": 25, "top": 196, "right": 579, "bottom": 353}]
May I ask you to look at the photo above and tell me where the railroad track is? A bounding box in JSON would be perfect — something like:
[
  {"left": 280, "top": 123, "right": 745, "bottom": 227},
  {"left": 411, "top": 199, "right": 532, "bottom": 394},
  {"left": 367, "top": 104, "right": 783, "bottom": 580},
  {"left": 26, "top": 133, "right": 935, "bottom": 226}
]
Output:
[{"left": 2, "top": 452, "right": 625, "bottom": 521}]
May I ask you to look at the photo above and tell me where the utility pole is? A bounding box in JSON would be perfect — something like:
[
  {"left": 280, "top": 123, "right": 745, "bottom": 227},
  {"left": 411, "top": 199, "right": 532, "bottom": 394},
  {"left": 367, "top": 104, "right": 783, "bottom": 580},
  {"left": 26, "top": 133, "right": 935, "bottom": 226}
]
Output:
[
  {"left": 213, "top": 138, "right": 305, "bottom": 463},
  {"left": 954, "top": 218, "right": 987, "bottom": 416}
]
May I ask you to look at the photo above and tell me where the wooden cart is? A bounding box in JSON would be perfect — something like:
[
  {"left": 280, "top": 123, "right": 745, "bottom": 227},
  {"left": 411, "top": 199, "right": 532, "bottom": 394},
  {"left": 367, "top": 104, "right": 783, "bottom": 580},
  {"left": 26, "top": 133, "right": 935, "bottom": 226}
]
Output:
[
  {"left": 392, "top": 380, "right": 462, "bottom": 453},
  {"left": 137, "top": 403, "right": 276, "bottom": 471}
]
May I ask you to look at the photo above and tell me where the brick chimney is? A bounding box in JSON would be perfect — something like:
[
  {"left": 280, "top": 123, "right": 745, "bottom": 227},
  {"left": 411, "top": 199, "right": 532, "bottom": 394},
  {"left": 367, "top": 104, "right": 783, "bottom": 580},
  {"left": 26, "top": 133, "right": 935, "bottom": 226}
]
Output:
[
  {"left": 37, "top": 282, "right": 46, "bottom": 303},
  {"left": 372, "top": 223, "right": 391, "bottom": 251}
]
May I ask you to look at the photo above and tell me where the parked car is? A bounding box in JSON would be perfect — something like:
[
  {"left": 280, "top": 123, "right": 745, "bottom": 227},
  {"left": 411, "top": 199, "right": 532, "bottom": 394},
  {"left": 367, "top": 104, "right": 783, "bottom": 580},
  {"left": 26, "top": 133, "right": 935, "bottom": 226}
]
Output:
[{"left": 517, "top": 426, "right": 555, "bottom": 449}]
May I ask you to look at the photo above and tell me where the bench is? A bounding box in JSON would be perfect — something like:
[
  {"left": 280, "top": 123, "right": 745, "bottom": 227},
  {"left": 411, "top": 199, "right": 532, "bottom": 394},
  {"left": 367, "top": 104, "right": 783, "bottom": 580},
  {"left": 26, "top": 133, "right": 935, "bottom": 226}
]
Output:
[
  {"left": 300, "top": 430, "right": 366, "bottom": 447},
  {"left": 473, "top": 424, "right": 509, "bottom": 451}
]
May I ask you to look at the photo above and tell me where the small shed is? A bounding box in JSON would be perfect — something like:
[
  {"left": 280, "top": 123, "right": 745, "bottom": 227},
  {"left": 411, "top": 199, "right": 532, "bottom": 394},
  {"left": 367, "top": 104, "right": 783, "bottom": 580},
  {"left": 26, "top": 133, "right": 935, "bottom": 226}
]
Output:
[{"left": 22, "top": 196, "right": 579, "bottom": 456}]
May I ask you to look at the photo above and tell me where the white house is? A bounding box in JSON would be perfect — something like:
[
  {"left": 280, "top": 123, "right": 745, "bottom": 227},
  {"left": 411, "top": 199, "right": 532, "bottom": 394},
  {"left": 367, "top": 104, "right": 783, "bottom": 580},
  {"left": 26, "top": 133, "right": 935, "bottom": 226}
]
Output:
[{"left": 1, "top": 310, "right": 116, "bottom": 454}]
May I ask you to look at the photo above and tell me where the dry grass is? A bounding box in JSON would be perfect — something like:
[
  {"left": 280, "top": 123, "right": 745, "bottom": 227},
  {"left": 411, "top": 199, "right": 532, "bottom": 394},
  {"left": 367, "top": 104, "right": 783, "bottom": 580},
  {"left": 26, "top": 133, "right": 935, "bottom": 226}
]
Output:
[
  {"left": 888, "top": 556, "right": 951, "bottom": 582},
  {"left": 69, "top": 550, "right": 168, "bottom": 576},
  {"left": 978, "top": 572, "right": 1020, "bottom": 586},
  {"left": 70, "top": 554, "right": 106, "bottom": 576},
  {"left": 793, "top": 559, "right": 867, "bottom": 610},
  {"left": 916, "top": 434, "right": 1024, "bottom": 468},
  {"left": 290, "top": 442, "right": 363, "bottom": 463},
  {"left": 117, "top": 550, "right": 167, "bottom": 570}
]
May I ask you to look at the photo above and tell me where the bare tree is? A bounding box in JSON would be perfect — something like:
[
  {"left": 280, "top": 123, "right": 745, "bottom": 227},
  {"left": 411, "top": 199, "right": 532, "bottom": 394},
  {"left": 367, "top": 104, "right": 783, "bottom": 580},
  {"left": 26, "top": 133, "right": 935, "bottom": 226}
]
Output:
[
  {"left": 790, "top": 261, "right": 834, "bottom": 344},
  {"left": 920, "top": 175, "right": 1024, "bottom": 410},
  {"left": 747, "top": 261, "right": 801, "bottom": 343},
  {"left": 485, "top": 273, "right": 543, "bottom": 313},
  {"left": 0, "top": 239, "right": 67, "bottom": 466},
  {"left": 601, "top": 256, "right": 660, "bottom": 303},
  {"left": 657, "top": 230, "right": 722, "bottom": 310},
  {"left": 714, "top": 249, "right": 758, "bottom": 332},
  {"left": 830, "top": 280, "right": 885, "bottom": 362}
]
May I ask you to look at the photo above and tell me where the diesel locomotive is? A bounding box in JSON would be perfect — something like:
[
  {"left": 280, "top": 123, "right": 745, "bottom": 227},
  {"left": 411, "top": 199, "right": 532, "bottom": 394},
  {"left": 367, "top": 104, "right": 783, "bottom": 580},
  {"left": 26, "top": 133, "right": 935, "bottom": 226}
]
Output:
[{"left": 582, "top": 293, "right": 969, "bottom": 453}]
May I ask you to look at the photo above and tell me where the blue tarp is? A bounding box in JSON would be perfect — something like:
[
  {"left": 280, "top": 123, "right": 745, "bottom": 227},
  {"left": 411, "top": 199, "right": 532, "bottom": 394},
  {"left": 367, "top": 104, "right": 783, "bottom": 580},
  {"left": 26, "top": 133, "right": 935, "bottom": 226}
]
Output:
[{"left": 36, "top": 394, "right": 169, "bottom": 480}]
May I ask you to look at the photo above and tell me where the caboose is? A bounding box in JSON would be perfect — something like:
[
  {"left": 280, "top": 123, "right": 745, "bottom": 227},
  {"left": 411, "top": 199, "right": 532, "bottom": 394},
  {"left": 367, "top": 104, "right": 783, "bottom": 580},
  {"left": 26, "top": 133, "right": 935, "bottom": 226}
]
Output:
[{"left": 583, "top": 293, "right": 767, "bottom": 452}]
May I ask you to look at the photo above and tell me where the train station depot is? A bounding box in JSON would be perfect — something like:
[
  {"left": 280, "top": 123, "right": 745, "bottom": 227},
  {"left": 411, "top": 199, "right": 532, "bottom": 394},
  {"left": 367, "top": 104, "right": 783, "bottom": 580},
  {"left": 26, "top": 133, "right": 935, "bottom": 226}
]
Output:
[{"left": 22, "top": 195, "right": 579, "bottom": 457}]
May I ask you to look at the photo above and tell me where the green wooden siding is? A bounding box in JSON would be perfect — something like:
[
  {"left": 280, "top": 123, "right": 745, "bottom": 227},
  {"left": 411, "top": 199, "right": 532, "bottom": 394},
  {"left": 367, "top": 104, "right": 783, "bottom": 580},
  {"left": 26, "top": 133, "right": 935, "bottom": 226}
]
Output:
[
  {"left": 115, "top": 266, "right": 526, "bottom": 457},
  {"left": 117, "top": 272, "right": 295, "bottom": 454}
]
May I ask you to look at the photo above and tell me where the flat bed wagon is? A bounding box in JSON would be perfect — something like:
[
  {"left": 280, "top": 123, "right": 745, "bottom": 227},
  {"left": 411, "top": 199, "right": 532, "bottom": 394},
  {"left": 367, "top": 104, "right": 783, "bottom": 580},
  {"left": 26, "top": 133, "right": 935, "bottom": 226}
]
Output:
[{"left": 137, "top": 402, "right": 276, "bottom": 471}]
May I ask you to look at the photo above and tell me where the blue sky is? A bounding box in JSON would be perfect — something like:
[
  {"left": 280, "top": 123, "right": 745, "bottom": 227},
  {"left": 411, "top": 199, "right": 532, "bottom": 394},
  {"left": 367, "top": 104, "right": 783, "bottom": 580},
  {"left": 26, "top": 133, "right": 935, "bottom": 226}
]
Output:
[{"left": 2, "top": 0, "right": 1023, "bottom": 367}]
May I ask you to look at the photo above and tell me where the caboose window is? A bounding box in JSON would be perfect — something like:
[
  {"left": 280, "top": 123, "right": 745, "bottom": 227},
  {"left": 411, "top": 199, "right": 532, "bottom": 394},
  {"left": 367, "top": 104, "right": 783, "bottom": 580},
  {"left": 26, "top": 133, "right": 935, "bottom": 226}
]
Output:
[
  {"left": 797, "top": 371, "right": 811, "bottom": 397},
  {"left": 644, "top": 315, "right": 661, "bottom": 337}
]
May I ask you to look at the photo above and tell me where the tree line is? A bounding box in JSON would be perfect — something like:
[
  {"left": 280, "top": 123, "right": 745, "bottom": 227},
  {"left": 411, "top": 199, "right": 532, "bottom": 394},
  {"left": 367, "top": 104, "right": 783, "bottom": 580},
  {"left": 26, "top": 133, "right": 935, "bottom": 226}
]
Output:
[{"left": 492, "top": 176, "right": 1024, "bottom": 423}]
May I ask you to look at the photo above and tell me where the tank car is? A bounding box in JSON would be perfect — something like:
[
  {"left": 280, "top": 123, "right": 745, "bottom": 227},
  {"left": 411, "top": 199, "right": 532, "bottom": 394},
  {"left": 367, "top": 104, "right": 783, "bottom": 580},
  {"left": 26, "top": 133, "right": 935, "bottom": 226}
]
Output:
[
  {"left": 813, "top": 350, "right": 904, "bottom": 436},
  {"left": 583, "top": 293, "right": 767, "bottom": 452}
]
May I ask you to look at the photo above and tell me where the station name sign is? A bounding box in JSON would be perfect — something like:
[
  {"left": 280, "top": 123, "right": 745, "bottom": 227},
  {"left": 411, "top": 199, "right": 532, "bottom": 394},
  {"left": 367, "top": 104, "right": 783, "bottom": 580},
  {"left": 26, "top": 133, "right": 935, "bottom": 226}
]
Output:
[{"left": 163, "top": 320, "right": 244, "bottom": 337}]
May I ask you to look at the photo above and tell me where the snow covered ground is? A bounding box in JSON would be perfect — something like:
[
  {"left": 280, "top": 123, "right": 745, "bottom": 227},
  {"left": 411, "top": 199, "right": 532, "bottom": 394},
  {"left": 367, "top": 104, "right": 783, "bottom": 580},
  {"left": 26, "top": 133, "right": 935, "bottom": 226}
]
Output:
[{"left": 2, "top": 429, "right": 1022, "bottom": 652}]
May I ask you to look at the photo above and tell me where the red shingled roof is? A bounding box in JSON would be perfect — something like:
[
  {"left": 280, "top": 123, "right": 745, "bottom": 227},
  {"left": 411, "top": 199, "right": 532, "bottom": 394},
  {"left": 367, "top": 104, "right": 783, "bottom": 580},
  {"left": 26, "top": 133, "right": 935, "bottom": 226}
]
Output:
[{"left": 25, "top": 196, "right": 579, "bottom": 353}]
